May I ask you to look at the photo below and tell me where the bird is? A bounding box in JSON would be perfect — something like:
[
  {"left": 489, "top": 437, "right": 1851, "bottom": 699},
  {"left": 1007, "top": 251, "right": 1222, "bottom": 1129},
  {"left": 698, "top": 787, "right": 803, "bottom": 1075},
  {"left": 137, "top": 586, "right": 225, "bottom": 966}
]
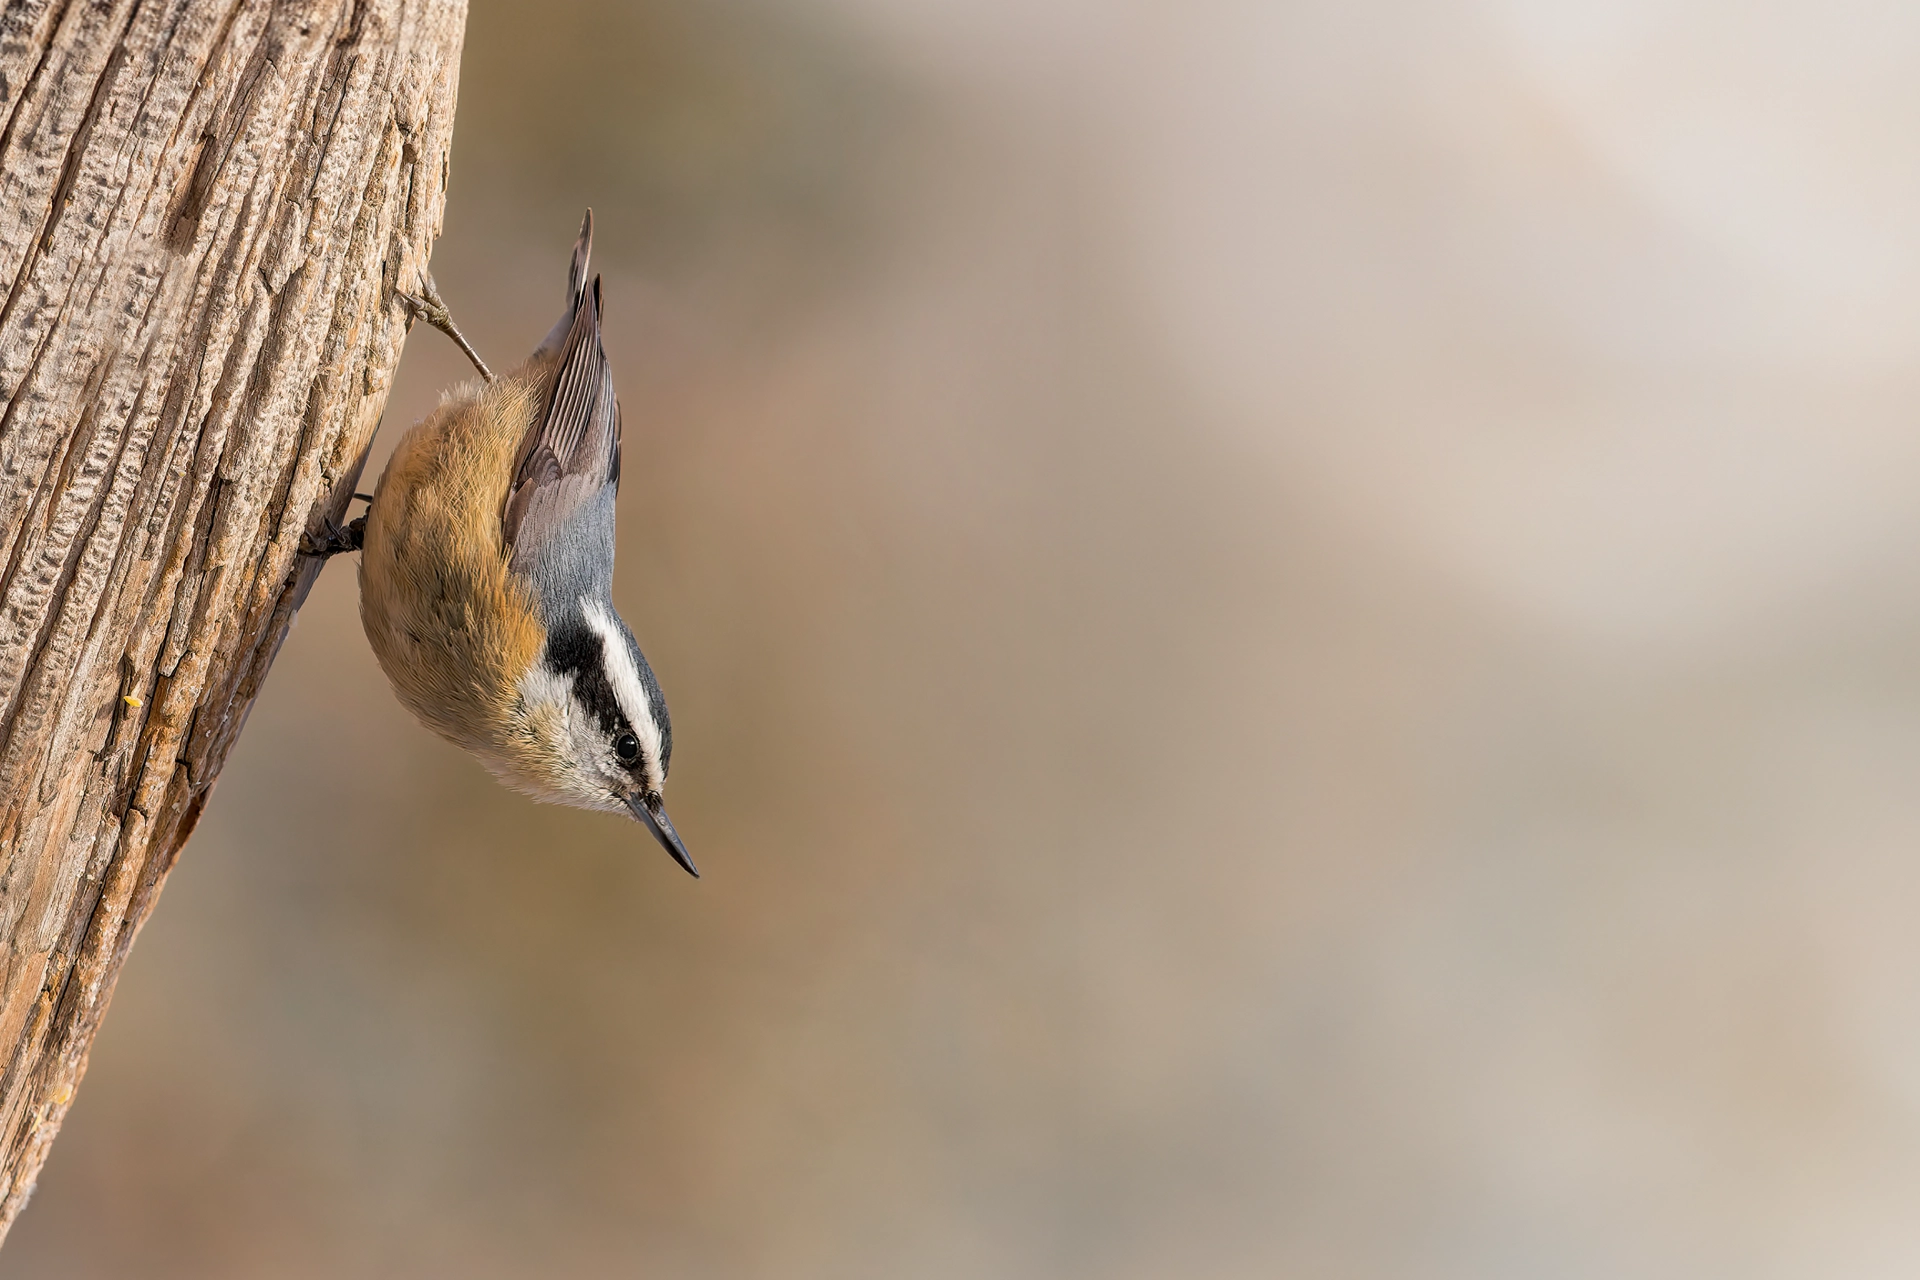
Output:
[{"left": 309, "top": 211, "right": 696, "bottom": 877}]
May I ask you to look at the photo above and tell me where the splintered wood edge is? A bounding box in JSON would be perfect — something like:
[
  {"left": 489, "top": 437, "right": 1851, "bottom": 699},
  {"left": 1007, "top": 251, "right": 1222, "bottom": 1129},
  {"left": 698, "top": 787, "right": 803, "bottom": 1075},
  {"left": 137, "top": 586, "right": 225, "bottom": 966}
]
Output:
[{"left": 0, "top": 0, "right": 467, "bottom": 1234}]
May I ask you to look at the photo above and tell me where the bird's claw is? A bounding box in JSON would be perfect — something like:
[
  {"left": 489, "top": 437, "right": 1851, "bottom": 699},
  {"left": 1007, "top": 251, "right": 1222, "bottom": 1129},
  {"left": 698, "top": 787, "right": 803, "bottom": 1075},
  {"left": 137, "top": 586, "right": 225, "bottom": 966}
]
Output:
[
  {"left": 299, "top": 514, "right": 366, "bottom": 559},
  {"left": 396, "top": 275, "right": 494, "bottom": 383},
  {"left": 395, "top": 283, "right": 448, "bottom": 327}
]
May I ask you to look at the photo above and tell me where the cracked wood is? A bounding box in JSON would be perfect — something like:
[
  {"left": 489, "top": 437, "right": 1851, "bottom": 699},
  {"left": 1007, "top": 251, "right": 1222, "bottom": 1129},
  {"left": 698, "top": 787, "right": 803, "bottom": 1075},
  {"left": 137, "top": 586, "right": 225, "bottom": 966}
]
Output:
[{"left": 0, "top": 0, "right": 465, "bottom": 1239}]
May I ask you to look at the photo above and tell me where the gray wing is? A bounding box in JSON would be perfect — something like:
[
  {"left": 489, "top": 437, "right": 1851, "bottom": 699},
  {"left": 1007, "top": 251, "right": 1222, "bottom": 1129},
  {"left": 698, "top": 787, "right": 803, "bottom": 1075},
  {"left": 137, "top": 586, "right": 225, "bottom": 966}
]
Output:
[{"left": 504, "top": 217, "right": 622, "bottom": 601}]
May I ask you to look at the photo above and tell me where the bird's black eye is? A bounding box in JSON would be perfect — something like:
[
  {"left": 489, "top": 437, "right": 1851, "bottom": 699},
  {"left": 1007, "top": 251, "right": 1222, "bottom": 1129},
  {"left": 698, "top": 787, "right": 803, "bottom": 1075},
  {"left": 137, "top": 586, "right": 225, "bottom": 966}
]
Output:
[{"left": 614, "top": 732, "right": 641, "bottom": 764}]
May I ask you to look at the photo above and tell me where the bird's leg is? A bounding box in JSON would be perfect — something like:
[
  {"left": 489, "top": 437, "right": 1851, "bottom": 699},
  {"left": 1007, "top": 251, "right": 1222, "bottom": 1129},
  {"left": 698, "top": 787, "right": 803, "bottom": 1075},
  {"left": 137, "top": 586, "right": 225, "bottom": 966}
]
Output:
[{"left": 396, "top": 274, "right": 494, "bottom": 383}]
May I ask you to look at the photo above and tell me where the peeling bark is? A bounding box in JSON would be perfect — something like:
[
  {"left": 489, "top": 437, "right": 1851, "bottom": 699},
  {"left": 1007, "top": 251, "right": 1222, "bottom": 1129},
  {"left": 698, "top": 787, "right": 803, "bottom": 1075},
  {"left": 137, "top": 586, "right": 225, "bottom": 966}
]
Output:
[{"left": 0, "top": 0, "right": 465, "bottom": 1237}]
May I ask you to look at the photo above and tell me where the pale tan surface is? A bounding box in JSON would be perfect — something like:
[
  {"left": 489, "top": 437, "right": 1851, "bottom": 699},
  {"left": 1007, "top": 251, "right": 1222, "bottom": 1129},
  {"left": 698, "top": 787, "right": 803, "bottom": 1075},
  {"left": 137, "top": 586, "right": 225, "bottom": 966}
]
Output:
[{"left": 14, "top": 1, "right": 1920, "bottom": 1276}]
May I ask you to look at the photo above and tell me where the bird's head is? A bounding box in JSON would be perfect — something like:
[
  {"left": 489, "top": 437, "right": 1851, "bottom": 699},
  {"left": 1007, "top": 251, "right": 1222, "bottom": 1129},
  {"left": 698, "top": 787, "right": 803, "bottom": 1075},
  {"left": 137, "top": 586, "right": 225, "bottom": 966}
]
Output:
[{"left": 515, "top": 596, "right": 695, "bottom": 877}]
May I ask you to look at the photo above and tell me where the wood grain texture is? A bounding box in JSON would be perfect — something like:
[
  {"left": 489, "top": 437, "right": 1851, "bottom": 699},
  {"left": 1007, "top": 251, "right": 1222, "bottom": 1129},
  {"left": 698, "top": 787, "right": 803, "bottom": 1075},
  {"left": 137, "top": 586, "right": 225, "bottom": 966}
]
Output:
[{"left": 0, "top": 0, "right": 465, "bottom": 1236}]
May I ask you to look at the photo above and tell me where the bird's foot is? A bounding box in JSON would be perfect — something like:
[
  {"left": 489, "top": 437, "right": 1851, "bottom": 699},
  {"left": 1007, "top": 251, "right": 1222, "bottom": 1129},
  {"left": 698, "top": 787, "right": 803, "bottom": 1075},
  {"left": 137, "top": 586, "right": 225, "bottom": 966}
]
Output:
[
  {"left": 397, "top": 275, "right": 494, "bottom": 383},
  {"left": 299, "top": 513, "right": 367, "bottom": 559}
]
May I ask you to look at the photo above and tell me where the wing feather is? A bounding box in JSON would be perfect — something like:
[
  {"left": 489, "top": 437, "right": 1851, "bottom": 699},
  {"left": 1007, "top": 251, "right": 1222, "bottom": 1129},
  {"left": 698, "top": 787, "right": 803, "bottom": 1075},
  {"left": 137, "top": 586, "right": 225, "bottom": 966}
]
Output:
[{"left": 504, "top": 266, "right": 622, "bottom": 568}]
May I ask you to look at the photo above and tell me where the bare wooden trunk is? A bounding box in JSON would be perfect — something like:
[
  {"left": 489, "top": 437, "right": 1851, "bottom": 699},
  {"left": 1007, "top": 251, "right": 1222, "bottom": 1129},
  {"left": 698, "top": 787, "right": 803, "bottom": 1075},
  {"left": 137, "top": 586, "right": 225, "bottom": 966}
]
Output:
[{"left": 0, "top": 0, "right": 465, "bottom": 1237}]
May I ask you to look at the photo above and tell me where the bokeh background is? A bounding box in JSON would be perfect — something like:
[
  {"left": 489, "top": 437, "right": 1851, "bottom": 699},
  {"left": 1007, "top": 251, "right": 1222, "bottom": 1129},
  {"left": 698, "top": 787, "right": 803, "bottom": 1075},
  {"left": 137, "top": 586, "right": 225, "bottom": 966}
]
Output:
[{"left": 15, "top": 0, "right": 1920, "bottom": 1275}]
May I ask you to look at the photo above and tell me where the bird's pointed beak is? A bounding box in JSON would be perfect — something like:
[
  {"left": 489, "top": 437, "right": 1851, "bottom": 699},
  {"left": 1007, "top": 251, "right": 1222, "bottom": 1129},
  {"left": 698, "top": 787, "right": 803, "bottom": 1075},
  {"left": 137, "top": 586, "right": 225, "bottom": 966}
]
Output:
[{"left": 627, "top": 794, "right": 698, "bottom": 878}]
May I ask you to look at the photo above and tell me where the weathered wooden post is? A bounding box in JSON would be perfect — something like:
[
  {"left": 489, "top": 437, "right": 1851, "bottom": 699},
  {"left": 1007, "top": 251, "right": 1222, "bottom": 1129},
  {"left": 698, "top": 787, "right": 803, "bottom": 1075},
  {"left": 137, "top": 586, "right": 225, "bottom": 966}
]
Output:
[{"left": 0, "top": 0, "right": 465, "bottom": 1235}]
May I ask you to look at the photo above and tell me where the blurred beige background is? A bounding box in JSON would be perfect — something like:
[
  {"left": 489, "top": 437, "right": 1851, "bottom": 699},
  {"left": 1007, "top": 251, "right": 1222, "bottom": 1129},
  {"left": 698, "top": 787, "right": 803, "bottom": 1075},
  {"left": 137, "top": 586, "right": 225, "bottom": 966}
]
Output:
[{"left": 13, "top": 0, "right": 1920, "bottom": 1275}]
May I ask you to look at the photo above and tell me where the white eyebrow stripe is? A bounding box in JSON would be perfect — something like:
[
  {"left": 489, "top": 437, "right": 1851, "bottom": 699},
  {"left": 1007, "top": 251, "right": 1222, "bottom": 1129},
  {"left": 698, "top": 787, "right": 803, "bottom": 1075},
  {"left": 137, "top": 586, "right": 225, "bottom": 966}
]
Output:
[{"left": 580, "top": 596, "right": 663, "bottom": 790}]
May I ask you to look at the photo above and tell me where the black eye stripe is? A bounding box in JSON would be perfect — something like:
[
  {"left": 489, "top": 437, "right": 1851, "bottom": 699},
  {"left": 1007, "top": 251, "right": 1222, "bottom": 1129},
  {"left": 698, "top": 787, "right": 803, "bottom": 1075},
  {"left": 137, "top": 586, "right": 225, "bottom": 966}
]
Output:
[{"left": 545, "top": 619, "right": 629, "bottom": 740}]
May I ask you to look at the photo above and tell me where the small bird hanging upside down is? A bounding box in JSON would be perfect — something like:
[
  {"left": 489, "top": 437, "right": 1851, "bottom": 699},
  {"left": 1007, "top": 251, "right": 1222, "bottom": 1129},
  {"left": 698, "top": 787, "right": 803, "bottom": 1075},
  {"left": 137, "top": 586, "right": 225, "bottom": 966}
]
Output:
[{"left": 306, "top": 212, "right": 697, "bottom": 877}]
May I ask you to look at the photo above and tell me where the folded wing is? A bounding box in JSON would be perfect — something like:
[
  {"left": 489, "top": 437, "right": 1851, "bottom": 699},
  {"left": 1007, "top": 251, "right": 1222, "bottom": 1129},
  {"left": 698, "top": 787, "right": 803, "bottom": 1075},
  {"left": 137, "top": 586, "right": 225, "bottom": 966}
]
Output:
[{"left": 504, "top": 214, "right": 623, "bottom": 579}]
